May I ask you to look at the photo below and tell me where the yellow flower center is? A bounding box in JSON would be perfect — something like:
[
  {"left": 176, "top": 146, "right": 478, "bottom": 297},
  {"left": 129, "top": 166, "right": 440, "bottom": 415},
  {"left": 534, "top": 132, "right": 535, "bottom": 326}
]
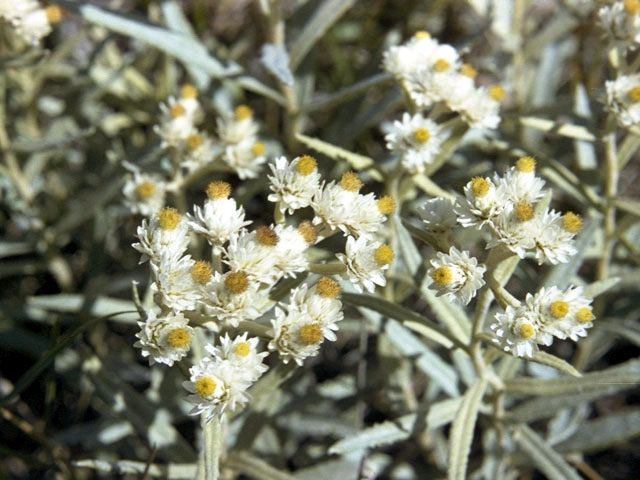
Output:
[
  {"left": 234, "top": 342, "right": 251, "bottom": 357},
  {"left": 629, "top": 87, "right": 640, "bottom": 103},
  {"left": 625, "top": 0, "right": 640, "bottom": 15},
  {"left": 316, "top": 276, "right": 341, "bottom": 298},
  {"left": 252, "top": 142, "right": 266, "bottom": 156},
  {"left": 157, "top": 207, "right": 181, "bottom": 230},
  {"left": 296, "top": 155, "right": 317, "bottom": 176},
  {"left": 414, "top": 31, "right": 431, "bottom": 40},
  {"left": 519, "top": 323, "right": 535, "bottom": 339},
  {"left": 187, "top": 133, "right": 203, "bottom": 150},
  {"left": 235, "top": 105, "right": 253, "bottom": 120},
  {"left": 489, "top": 85, "right": 506, "bottom": 101},
  {"left": 432, "top": 266, "right": 453, "bottom": 286},
  {"left": 550, "top": 301, "right": 569, "bottom": 319},
  {"left": 167, "top": 327, "right": 191, "bottom": 349},
  {"left": 434, "top": 58, "right": 451, "bottom": 72},
  {"left": 181, "top": 84, "right": 198, "bottom": 99},
  {"left": 563, "top": 212, "right": 583, "bottom": 234},
  {"left": 136, "top": 181, "right": 155, "bottom": 199},
  {"left": 516, "top": 156, "right": 536, "bottom": 173},
  {"left": 577, "top": 307, "right": 594, "bottom": 323},
  {"left": 224, "top": 271, "right": 249, "bottom": 294},
  {"left": 515, "top": 202, "right": 534, "bottom": 222},
  {"left": 195, "top": 377, "right": 216, "bottom": 398},
  {"left": 169, "top": 104, "right": 186, "bottom": 119},
  {"left": 298, "top": 220, "right": 318, "bottom": 244},
  {"left": 256, "top": 225, "right": 279, "bottom": 246},
  {"left": 45, "top": 6, "right": 64, "bottom": 23},
  {"left": 340, "top": 171, "right": 363, "bottom": 192},
  {"left": 191, "top": 261, "right": 212, "bottom": 285},
  {"left": 378, "top": 195, "right": 396, "bottom": 215},
  {"left": 461, "top": 63, "right": 477, "bottom": 78},
  {"left": 374, "top": 245, "right": 395, "bottom": 265},
  {"left": 471, "top": 177, "right": 490, "bottom": 197},
  {"left": 299, "top": 323, "right": 323, "bottom": 345},
  {"left": 414, "top": 128, "right": 431, "bottom": 143},
  {"left": 206, "top": 181, "right": 231, "bottom": 200}
]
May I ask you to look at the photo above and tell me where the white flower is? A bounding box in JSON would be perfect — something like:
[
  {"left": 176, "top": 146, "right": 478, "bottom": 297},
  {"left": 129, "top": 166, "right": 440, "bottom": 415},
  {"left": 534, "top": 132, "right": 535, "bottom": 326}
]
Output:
[
  {"left": 291, "top": 281, "right": 343, "bottom": 338},
  {"left": 154, "top": 97, "right": 198, "bottom": 148},
  {"left": 0, "top": 0, "right": 39, "bottom": 23},
  {"left": 487, "top": 203, "right": 538, "bottom": 258},
  {"left": 606, "top": 73, "right": 640, "bottom": 126},
  {"left": 208, "top": 333, "right": 268, "bottom": 383},
  {"left": 225, "top": 226, "right": 281, "bottom": 284},
  {"left": 456, "top": 86, "right": 502, "bottom": 129},
  {"left": 273, "top": 224, "right": 310, "bottom": 278},
  {"left": 183, "top": 356, "right": 251, "bottom": 423},
  {"left": 181, "top": 132, "right": 217, "bottom": 172},
  {"left": 177, "top": 84, "right": 204, "bottom": 123},
  {"left": 267, "top": 155, "right": 321, "bottom": 214},
  {"left": 455, "top": 176, "right": 507, "bottom": 228},
  {"left": 122, "top": 170, "right": 166, "bottom": 217},
  {"left": 12, "top": 5, "right": 61, "bottom": 46},
  {"left": 417, "top": 197, "right": 457, "bottom": 234},
  {"left": 599, "top": 1, "right": 640, "bottom": 48},
  {"left": 217, "top": 105, "right": 259, "bottom": 145},
  {"left": 427, "top": 247, "right": 485, "bottom": 304},
  {"left": 385, "top": 113, "right": 445, "bottom": 173},
  {"left": 497, "top": 162, "right": 546, "bottom": 207},
  {"left": 530, "top": 210, "right": 578, "bottom": 265},
  {"left": 132, "top": 207, "right": 191, "bottom": 263},
  {"left": 490, "top": 306, "right": 546, "bottom": 358},
  {"left": 150, "top": 254, "right": 201, "bottom": 312},
  {"left": 134, "top": 310, "right": 193, "bottom": 366},
  {"left": 337, "top": 235, "right": 393, "bottom": 293},
  {"left": 406, "top": 68, "right": 474, "bottom": 111},
  {"left": 222, "top": 140, "right": 267, "bottom": 180},
  {"left": 383, "top": 33, "right": 460, "bottom": 82}
]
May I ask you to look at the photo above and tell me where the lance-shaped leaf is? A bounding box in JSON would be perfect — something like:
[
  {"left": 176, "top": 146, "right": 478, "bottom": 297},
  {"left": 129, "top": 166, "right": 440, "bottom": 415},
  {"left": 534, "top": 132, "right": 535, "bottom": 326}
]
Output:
[
  {"left": 555, "top": 409, "right": 640, "bottom": 453},
  {"left": 329, "top": 413, "right": 417, "bottom": 454}
]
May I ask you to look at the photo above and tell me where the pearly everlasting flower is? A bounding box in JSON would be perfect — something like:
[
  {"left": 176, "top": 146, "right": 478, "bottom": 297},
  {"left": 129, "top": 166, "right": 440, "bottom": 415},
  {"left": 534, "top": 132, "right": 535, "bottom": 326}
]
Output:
[
  {"left": 177, "top": 84, "right": 204, "bottom": 123},
  {"left": 133, "top": 207, "right": 191, "bottom": 263},
  {"left": 135, "top": 310, "right": 193, "bottom": 366},
  {"left": 268, "top": 155, "right": 321, "bottom": 214},
  {"left": 455, "top": 176, "right": 507, "bottom": 228},
  {"left": 337, "top": 235, "right": 394, "bottom": 293},
  {"left": 530, "top": 210, "right": 580, "bottom": 265},
  {"left": 222, "top": 140, "right": 267, "bottom": 180},
  {"left": 122, "top": 169, "right": 167, "bottom": 217},
  {"left": 456, "top": 86, "right": 502, "bottom": 129},
  {"left": 497, "top": 157, "right": 546, "bottom": 206},
  {"left": 12, "top": 5, "right": 62, "bottom": 46},
  {"left": 606, "top": 73, "right": 640, "bottom": 126},
  {"left": 385, "top": 113, "right": 445, "bottom": 173},
  {"left": 487, "top": 202, "right": 539, "bottom": 258},
  {"left": 225, "top": 226, "right": 281, "bottom": 284},
  {"left": 154, "top": 97, "right": 198, "bottom": 148},
  {"left": 181, "top": 132, "right": 217, "bottom": 172},
  {"left": 150, "top": 254, "right": 202, "bottom": 312},
  {"left": 217, "top": 105, "right": 259, "bottom": 145},
  {"left": 490, "top": 306, "right": 546, "bottom": 358},
  {"left": 183, "top": 356, "right": 251, "bottom": 423},
  {"left": 187, "top": 181, "right": 251, "bottom": 252},
  {"left": 0, "top": 0, "right": 39, "bottom": 23},
  {"left": 273, "top": 224, "right": 310, "bottom": 277},
  {"left": 598, "top": 0, "right": 640, "bottom": 48},
  {"left": 208, "top": 333, "right": 268, "bottom": 383},
  {"left": 417, "top": 197, "right": 457, "bottom": 234},
  {"left": 199, "top": 271, "right": 266, "bottom": 328},
  {"left": 427, "top": 247, "right": 485, "bottom": 304},
  {"left": 291, "top": 280, "right": 344, "bottom": 337}
]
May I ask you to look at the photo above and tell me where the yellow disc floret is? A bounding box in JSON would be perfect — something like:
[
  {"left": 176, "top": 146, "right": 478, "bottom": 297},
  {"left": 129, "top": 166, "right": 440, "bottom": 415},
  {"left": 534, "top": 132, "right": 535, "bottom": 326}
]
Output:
[
  {"left": 187, "top": 133, "right": 203, "bottom": 150},
  {"left": 374, "top": 245, "right": 395, "bottom": 265},
  {"left": 252, "top": 142, "right": 266, "bottom": 156},
  {"left": 136, "top": 181, "right": 155, "bottom": 199},
  {"left": 414, "top": 31, "right": 431, "bottom": 40},
  {"left": 378, "top": 195, "right": 396, "bottom": 215},
  {"left": 489, "top": 85, "right": 506, "bottom": 101},
  {"left": 299, "top": 323, "right": 323, "bottom": 345},
  {"left": 519, "top": 323, "right": 535, "bottom": 339},
  {"left": 629, "top": 87, "right": 640, "bottom": 103},
  {"left": 234, "top": 342, "right": 251, "bottom": 357},
  {"left": 224, "top": 271, "right": 249, "bottom": 294},
  {"left": 316, "top": 276, "right": 341, "bottom": 299},
  {"left": 296, "top": 155, "right": 317, "bottom": 176},
  {"left": 577, "top": 307, "right": 594, "bottom": 323},
  {"left": 167, "top": 328, "right": 192, "bottom": 349},
  {"left": 340, "top": 171, "right": 363, "bottom": 192},
  {"left": 461, "top": 63, "right": 478, "bottom": 78},
  {"left": 169, "top": 104, "right": 186, "bottom": 118},
  {"left": 625, "top": 0, "right": 640, "bottom": 15},
  {"left": 195, "top": 377, "right": 216, "bottom": 398},
  {"left": 432, "top": 266, "right": 453, "bottom": 286},
  {"left": 45, "top": 6, "right": 64, "bottom": 23},
  {"left": 181, "top": 84, "right": 198, "bottom": 99},
  {"left": 550, "top": 301, "right": 569, "bottom": 319},
  {"left": 414, "top": 128, "right": 431, "bottom": 143},
  {"left": 516, "top": 156, "right": 536, "bottom": 173},
  {"left": 471, "top": 177, "right": 490, "bottom": 197},
  {"left": 515, "top": 202, "right": 535, "bottom": 222},
  {"left": 298, "top": 220, "right": 318, "bottom": 244},
  {"left": 563, "top": 212, "right": 583, "bottom": 234},
  {"left": 256, "top": 225, "right": 279, "bottom": 246},
  {"left": 191, "top": 261, "right": 212, "bottom": 285},
  {"left": 434, "top": 58, "right": 451, "bottom": 72},
  {"left": 206, "top": 181, "right": 231, "bottom": 200},
  {"left": 157, "top": 207, "right": 181, "bottom": 230},
  {"left": 235, "top": 105, "right": 253, "bottom": 120}
]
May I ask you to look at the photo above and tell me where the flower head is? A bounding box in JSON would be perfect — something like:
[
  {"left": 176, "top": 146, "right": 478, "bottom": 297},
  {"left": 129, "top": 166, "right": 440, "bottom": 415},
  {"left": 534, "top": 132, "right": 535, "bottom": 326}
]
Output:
[
  {"left": 427, "top": 247, "right": 485, "bottom": 304},
  {"left": 135, "top": 310, "right": 193, "bottom": 366},
  {"left": 337, "top": 235, "right": 392, "bottom": 293}
]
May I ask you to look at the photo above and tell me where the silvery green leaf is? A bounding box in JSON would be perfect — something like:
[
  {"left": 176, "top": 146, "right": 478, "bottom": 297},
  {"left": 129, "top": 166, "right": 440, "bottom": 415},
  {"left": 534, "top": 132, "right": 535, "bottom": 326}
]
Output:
[
  {"left": 235, "top": 76, "right": 288, "bottom": 106},
  {"left": 277, "top": 413, "right": 357, "bottom": 437},
  {"left": 393, "top": 214, "right": 421, "bottom": 275},
  {"left": 420, "top": 278, "right": 471, "bottom": 345},
  {"left": 573, "top": 83, "right": 597, "bottom": 170},
  {"left": 304, "top": 73, "right": 393, "bottom": 113},
  {"left": 426, "top": 397, "right": 463, "bottom": 431},
  {"left": 293, "top": 453, "right": 363, "bottom": 480},
  {"left": 27, "top": 294, "right": 138, "bottom": 324},
  {"left": 328, "top": 413, "right": 417, "bottom": 454},
  {"left": 413, "top": 174, "right": 456, "bottom": 201},
  {"left": 555, "top": 409, "right": 640, "bottom": 453},
  {"left": 583, "top": 277, "right": 620, "bottom": 298},
  {"left": 514, "top": 424, "right": 582, "bottom": 480},
  {"left": 448, "top": 378, "right": 488, "bottom": 480},
  {"left": 599, "top": 319, "right": 640, "bottom": 346},
  {"left": 519, "top": 116, "right": 595, "bottom": 141},
  {"left": 316, "top": 375, "right": 356, "bottom": 400},
  {"left": 530, "top": 351, "right": 581, "bottom": 378},
  {"left": 0, "top": 242, "right": 33, "bottom": 258},
  {"left": 224, "top": 452, "right": 296, "bottom": 480},
  {"left": 261, "top": 43, "right": 294, "bottom": 86},
  {"left": 72, "top": 459, "right": 196, "bottom": 478},
  {"left": 403, "top": 321, "right": 454, "bottom": 349}
]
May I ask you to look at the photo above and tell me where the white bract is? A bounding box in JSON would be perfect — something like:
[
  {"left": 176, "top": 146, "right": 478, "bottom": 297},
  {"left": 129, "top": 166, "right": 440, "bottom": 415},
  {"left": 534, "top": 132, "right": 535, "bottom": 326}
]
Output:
[
  {"left": 385, "top": 113, "right": 445, "bottom": 173},
  {"left": 606, "top": 73, "right": 640, "bottom": 126},
  {"left": 268, "top": 155, "right": 321, "bottom": 214},
  {"left": 337, "top": 235, "right": 393, "bottom": 293},
  {"left": 134, "top": 310, "right": 193, "bottom": 366},
  {"left": 427, "top": 247, "right": 486, "bottom": 304}
]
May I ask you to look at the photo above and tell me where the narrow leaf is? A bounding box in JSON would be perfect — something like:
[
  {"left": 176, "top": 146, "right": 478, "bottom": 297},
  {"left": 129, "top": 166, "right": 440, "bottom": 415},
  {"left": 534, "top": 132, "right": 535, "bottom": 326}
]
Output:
[
  {"left": 426, "top": 397, "right": 463, "bottom": 431},
  {"left": 530, "top": 351, "right": 581, "bottom": 378},
  {"left": 555, "top": 409, "right": 640, "bottom": 453},
  {"left": 329, "top": 413, "right": 416, "bottom": 454},
  {"left": 261, "top": 43, "right": 294, "bottom": 85}
]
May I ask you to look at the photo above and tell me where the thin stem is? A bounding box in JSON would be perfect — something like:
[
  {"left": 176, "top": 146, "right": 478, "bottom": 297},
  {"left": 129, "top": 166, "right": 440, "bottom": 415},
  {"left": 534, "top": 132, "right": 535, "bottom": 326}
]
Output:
[
  {"left": 308, "top": 262, "right": 347, "bottom": 275},
  {"left": 597, "top": 129, "right": 618, "bottom": 282},
  {"left": 203, "top": 417, "right": 222, "bottom": 480}
]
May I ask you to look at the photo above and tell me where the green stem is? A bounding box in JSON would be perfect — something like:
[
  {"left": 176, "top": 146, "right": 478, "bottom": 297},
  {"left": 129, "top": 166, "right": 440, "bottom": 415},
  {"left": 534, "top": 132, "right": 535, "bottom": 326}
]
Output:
[
  {"left": 203, "top": 417, "right": 222, "bottom": 480},
  {"left": 308, "top": 262, "right": 347, "bottom": 275}
]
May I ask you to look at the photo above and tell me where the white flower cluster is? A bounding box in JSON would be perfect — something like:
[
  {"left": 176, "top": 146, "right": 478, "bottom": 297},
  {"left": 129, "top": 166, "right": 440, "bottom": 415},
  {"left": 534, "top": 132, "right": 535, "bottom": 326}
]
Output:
[
  {"left": 382, "top": 32, "right": 504, "bottom": 129},
  {"left": 427, "top": 247, "right": 486, "bottom": 305},
  {"left": 606, "top": 73, "right": 640, "bottom": 126},
  {"left": 184, "top": 333, "right": 268, "bottom": 422},
  {"left": 599, "top": 0, "right": 640, "bottom": 49},
  {"left": 490, "top": 286, "right": 595, "bottom": 357},
  {"left": 0, "top": 0, "right": 62, "bottom": 46}
]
